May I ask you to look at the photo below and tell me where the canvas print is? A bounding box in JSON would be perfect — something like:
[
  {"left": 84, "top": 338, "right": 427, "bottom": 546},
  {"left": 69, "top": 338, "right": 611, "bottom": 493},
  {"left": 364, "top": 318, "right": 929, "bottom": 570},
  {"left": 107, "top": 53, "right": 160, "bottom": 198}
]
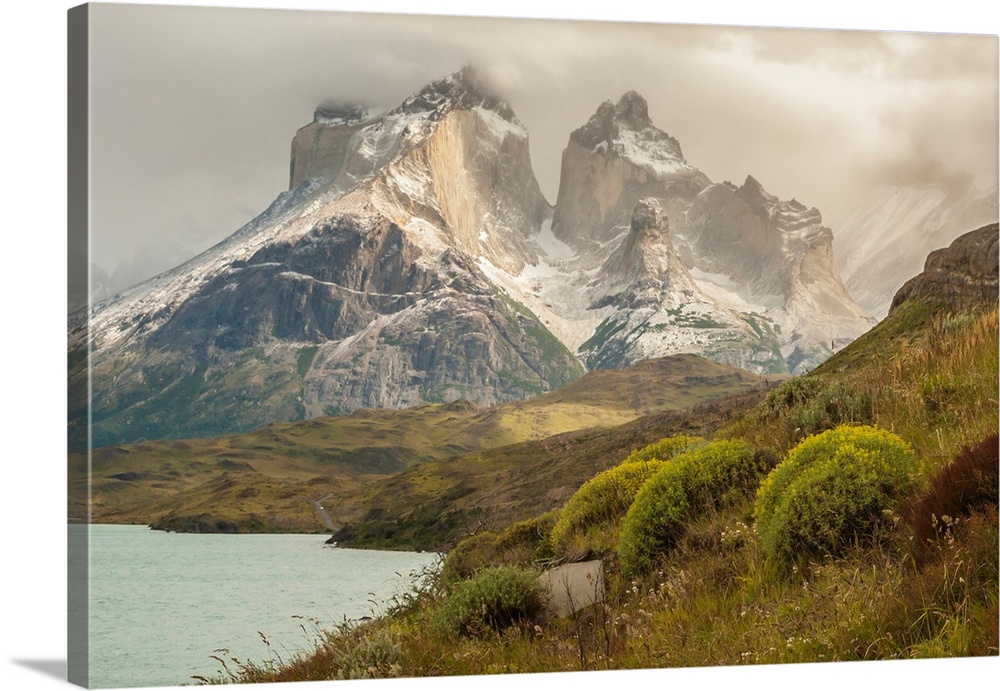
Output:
[{"left": 67, "top": 3, "right": 999, "bottom": 689}]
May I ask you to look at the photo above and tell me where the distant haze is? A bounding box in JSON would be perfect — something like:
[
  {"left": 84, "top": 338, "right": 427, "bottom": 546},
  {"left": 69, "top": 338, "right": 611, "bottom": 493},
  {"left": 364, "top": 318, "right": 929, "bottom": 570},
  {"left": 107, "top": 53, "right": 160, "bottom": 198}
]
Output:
[{"left": 87, "top": 2, "right": 999, "bottom": 301}]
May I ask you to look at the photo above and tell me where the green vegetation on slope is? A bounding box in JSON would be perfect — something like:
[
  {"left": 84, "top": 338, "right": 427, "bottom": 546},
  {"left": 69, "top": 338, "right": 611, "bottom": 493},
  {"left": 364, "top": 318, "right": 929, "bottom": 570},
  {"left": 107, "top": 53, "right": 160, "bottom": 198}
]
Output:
[
  {"left": 548, "top": 434, "right": 702, "bottom": 559},
  {"left": 618, "top": 440, "right": 774, "bottom": 576},
  {"left": 196, "top": 296, "right": 997, "bottom": 682},
  {"left": 753, "top": 426, "right": 919, "bottom": 567}
]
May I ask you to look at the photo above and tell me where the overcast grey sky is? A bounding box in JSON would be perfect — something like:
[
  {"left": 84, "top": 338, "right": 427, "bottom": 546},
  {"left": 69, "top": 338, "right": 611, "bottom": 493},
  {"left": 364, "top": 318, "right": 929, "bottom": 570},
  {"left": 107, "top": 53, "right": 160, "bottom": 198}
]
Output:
[{"left": 87, "top": 2, "right": 998, "bottom": 297}]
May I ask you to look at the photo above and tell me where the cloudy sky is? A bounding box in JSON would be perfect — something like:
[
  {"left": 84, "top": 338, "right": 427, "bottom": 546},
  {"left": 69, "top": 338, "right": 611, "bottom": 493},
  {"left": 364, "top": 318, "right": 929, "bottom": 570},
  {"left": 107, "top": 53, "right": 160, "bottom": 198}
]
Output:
[{"left": 86, "top": 1, "right": 998, "bottom": 298}]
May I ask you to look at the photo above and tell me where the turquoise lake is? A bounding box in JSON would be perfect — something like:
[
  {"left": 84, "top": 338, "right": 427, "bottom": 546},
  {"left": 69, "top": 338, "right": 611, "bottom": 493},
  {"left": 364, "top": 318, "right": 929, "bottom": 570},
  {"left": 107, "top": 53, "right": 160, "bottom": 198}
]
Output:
[{"left": 81, "top": 524, "right": 438, "bottom": 688}]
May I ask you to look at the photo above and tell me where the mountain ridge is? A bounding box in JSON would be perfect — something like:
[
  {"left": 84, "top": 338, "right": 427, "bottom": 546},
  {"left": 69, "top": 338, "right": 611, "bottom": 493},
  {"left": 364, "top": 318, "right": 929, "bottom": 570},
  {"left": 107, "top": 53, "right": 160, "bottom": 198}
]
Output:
[{"left": 72, "top": 66, "right": 874, "bottom": 448}]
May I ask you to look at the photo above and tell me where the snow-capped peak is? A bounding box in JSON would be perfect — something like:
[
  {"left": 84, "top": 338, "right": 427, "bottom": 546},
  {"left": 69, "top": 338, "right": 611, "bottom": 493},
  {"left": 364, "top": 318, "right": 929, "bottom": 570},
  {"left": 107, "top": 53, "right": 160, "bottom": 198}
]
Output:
[
  {"left": 391, "top": 64, "right": 521, "bottom": 127},
  {"left": 571, "top": 91, "right": 689, "bottom": 177}
]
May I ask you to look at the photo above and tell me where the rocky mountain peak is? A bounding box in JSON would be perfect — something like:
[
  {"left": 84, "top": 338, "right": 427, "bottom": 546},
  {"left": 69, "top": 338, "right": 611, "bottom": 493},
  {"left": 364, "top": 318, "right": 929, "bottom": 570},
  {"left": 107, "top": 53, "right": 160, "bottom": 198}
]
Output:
[
  {"left": 629, "top": 197, "right": 666, "bottom": 236},
  {"left": 554, "top": 91, "right": 705, "bottom": 248},
  {"left": 614, "top": 90, "right": 652, "bottom": 127},
  {"left": 600, "top": 197, "right": 685, "bottom": 287},
  {"left": 569, "top": 90, "right": 683, "bottom": 162},
  {"left": 393, "top": 64, "right": 518, "bottom": 123},
  {"left": 312, "top": 102, "right": 372, "bottom": 126},
  {"left": 289, "top": 64, "right": 530, "bottom": 196},
  {"left": 735, "top": 175, "right": 772, "bottom": 204}
]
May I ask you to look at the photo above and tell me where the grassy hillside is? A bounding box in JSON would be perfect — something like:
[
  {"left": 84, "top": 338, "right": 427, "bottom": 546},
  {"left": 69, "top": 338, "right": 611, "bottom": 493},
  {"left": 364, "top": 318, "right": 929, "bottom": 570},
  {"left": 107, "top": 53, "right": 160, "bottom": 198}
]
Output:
[
  {"left": 197, "top": 293, "right": 998, "bottom": 682},
  {"left": 334, "top": 388, "right": 769, "bottom": 550},
  {"left": 75, "top": 354, "right": 768, "bottom": 533}
]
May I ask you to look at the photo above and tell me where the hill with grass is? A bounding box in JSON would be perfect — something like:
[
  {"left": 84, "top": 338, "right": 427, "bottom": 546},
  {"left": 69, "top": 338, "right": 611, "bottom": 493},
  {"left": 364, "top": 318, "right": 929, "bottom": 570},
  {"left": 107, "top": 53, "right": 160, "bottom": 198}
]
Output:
[
  {"left": 196, "top": 223, "right": 997, "bottom": 682},
  {"left": 73, "top": 354, "right": 769, "bottom": 533}
]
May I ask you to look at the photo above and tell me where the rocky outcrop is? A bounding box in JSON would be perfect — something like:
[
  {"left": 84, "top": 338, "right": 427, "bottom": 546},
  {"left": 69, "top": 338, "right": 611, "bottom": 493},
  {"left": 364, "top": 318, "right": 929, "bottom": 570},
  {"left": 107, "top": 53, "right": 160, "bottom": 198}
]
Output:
[
  {"left": 70, "top": 67, "right": 580, "bottom": 450},
  {"left": 599, "top": 198, "right": 690, "bottom": 291},
  {"left": 889, "top": 223, "right": 999, "bottom": 313},
  {"left": 552, "top": 92, "right": 710, "bottom": 248},
  {"left": 289, "top": 104, "right": 376, "bottom": 189}
]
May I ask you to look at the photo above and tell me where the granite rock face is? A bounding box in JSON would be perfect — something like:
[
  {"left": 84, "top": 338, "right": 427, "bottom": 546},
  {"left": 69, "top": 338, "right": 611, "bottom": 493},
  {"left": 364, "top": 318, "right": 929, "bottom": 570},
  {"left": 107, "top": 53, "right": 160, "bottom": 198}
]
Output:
[
  {"left": 889, "top": 223, "right": 999, "bottom": 313},
  {"left": 530, "top": 92, "right": 873, "bottom": 374},
  {"left": 552, "top": 92, "right": 711, "bottom": 248},
  {"left": 71, "top": 70, "right": 881, "bottom": 449},
  {"left": 70, "top": 67, "right": 581, "bottom": 449}
]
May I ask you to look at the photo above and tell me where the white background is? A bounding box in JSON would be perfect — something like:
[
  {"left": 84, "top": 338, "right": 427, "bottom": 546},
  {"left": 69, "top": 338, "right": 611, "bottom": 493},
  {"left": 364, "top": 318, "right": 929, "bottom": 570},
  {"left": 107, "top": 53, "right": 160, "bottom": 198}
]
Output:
[{"left": 2, "top": 2, "right": 998, "bottom": 691}]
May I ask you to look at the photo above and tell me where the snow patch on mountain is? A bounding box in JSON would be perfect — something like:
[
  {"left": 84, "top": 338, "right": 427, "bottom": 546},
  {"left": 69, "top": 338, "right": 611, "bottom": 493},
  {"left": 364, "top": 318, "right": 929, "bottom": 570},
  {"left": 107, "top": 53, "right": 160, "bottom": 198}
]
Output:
[
  {"left": 473, "top": 106, "right": 528, "bottom": 141},
  {"left": 612, "top": 126, "right": 691, "bottom": 178},
  {"left": 534, "top": 219, "right": 576, "bottom": 262}
]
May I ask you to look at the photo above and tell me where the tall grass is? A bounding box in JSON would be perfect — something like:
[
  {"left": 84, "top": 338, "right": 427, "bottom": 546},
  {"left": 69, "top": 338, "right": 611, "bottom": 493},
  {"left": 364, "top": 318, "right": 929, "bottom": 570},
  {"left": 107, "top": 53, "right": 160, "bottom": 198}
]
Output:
[{"left": 725, "top": 306, "right": 998, "bottom": 465}]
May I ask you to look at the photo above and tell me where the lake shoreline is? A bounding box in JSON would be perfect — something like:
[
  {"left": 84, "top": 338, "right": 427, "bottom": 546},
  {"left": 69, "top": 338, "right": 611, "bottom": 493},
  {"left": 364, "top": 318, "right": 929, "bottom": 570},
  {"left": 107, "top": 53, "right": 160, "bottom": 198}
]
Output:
[{"left": 77, "top": 524, "right": 439, "bottom": 688}]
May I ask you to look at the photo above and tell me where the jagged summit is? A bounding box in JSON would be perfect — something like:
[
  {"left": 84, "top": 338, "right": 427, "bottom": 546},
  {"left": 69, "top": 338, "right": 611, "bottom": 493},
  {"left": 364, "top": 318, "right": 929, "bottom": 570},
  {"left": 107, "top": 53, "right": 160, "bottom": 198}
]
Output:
[
  {"left": 289, "top": 65, "right": 529, "bottom": 191},
  {"left": 629, "top": 197, "right": 666, "bottom": 235},
  {"left": 730, "top": 175, "right": 825, "bottom": 234},
  {"left": 392, "top": 64, "right": 518, "bottom": 123},
  {"left": 615, "top": 90, "right": 652, "bottom": 125},
  {"left": 601, "top": 197, "right": 674, "bottom": 281},
  {"left": 553, "top": 91, "right": 709, "bottom": 247},
  {"left": 593, "top": 199, "right": 702, "bottom": 314},
  {"left": 736, "top": 174, "right": 769, "bottom": 201},
  {"left": 570, "top": 91, "right": 686, "bottom": 165}
]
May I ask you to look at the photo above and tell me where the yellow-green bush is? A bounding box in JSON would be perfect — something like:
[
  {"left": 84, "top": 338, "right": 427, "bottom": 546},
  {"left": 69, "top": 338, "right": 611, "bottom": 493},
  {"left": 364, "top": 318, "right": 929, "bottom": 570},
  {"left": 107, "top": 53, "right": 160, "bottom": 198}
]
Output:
[
  {"left": 550, "top": 435, "right": 703, "bottom": 557},
  {"left": 550, "top": 460, "right": 667, "bottom": 557},
  {"left": 753, "top": 425, "right": 920, "bottom": 566},
  {"left": 618, "top": 440, "right": 771, "bottom": 576}
]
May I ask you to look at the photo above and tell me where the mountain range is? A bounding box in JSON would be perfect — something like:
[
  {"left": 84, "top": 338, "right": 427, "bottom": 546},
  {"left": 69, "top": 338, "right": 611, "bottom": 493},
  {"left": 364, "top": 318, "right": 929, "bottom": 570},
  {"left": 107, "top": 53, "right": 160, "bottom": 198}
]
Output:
[{"left": 70, "top": 66, "right": 880, "bottom": 449}]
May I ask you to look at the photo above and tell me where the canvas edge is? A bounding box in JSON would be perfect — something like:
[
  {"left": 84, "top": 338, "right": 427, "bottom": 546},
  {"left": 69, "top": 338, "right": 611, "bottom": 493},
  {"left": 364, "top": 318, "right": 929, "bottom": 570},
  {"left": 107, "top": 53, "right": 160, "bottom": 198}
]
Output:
[{"left": 67, "top": 3, "right": 90, "bottom": 688}]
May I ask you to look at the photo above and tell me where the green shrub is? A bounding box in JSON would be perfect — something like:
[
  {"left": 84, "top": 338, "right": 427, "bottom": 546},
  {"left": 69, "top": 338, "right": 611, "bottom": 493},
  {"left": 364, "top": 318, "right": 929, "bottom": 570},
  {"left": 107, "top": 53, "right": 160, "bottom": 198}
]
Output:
[
  {"left": 441, "top": 531, "right": 499, "bottom": 581},
  {"left": 793, "top": 382, "right": 874, "bottom": 436},
  {"left": 618, "top": 440, "right": 771, "bottom": 576},
  {"left": 334, "top": 632, "right": 405, "bottom": 679},
  {"left": 754, "top": 377, "right": 874, "bottom": 444},
  {"left": 753, "top": 425, "right": 919, "bottom": 566},
  {"left": 429, "top": 566, "right": 546, "bottom": 637},
  {"left": 549, "top": 435, "right": 703, "bottom": 558},
  {"left": 761, "top": 377, "right": 825, "bottom": 415},
  {"left": 550, "top": 460, "right": 667, "bottom": 557}
]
